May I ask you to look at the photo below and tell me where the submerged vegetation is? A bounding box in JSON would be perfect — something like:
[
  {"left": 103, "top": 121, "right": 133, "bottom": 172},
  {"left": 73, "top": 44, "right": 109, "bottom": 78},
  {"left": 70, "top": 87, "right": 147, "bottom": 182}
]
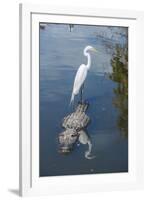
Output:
[{"left": 109, "top": 45, "right": 128, "bottom": 138}]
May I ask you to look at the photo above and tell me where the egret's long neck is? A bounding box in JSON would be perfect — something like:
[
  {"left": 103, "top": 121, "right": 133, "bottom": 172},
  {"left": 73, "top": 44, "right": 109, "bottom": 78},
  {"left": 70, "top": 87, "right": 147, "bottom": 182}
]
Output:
[{"left": 84, "top": 51, "right": 91, "bottom": 70}]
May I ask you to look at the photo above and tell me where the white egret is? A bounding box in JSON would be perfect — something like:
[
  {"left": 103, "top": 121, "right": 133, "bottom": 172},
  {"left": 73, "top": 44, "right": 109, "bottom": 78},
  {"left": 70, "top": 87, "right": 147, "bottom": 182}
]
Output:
[{"left": 70, "top": 45, "right": 97, "bottom": 105}]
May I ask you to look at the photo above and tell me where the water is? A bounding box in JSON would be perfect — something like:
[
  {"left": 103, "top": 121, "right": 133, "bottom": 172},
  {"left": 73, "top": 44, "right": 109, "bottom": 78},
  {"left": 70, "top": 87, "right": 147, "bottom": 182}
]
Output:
[{"left": 39, "top": 24, "right": 128, "bottom": 176}]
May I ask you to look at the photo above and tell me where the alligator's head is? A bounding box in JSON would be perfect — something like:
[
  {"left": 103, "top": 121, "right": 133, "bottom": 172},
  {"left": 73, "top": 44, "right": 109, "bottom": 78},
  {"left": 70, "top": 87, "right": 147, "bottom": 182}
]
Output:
[{"left": 58, "top": 129, "right": 78, "bottom": 154}]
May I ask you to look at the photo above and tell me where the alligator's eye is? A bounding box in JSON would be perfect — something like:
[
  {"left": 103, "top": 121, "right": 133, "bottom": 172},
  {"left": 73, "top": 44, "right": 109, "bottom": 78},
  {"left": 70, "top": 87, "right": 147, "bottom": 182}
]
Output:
[{"left": 71, "top": 134, "right": 76, "bottom": 137}]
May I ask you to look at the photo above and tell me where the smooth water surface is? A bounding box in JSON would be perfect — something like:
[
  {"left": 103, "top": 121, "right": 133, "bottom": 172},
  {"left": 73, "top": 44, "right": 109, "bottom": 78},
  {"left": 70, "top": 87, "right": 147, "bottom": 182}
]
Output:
[{"left": 39, "top": 24, "right": 128, "bottom": 176}]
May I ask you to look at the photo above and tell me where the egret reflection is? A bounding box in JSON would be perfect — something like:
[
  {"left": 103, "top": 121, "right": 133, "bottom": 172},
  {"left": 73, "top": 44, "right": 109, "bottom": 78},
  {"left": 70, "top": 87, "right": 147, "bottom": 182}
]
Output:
[{"left": 78, "top": 130, "right": 95, "bottom": 159}]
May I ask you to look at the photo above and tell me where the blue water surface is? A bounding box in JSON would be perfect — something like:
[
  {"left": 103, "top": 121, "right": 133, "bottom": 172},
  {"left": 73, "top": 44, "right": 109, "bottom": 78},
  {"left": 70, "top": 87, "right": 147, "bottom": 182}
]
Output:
[{"left": 39, "top": 24, "right": 128, "bottom": 176}]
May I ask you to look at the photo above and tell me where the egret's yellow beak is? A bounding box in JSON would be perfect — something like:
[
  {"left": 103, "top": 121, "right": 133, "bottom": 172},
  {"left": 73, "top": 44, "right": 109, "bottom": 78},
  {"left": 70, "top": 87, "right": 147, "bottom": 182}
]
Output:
[{"left": 92, "top": 48, "right": 98, "bottom": 53}]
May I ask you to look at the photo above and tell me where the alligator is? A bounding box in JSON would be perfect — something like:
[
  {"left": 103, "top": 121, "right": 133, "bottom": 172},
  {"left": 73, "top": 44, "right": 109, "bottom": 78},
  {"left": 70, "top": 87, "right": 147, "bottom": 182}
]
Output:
[{"left": 58, "top": 102, "right": 91, "bottom": 155}]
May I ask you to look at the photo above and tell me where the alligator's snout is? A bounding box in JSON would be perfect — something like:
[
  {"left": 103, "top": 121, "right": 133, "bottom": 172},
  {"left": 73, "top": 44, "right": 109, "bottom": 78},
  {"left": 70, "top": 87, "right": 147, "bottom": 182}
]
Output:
[
  {"left": 58, "top": 146, "right": 72, "bottom": 154},
  {"left": 58, "top": 129, "right": 78, "bottom": 154}
]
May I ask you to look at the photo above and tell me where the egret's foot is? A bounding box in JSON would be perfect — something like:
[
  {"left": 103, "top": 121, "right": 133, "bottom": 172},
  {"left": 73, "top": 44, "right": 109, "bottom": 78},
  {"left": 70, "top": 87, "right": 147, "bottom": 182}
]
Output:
[
  {"left": 78, "top": 101, "right": 83, "bottom": 105},
  {"left": 78, "top": 100, "right": 88, "bottom": 105}
]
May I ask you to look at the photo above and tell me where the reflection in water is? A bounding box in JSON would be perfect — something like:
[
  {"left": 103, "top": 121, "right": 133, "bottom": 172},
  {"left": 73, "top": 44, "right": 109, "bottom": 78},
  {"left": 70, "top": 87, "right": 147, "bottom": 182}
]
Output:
[
  {"left": 109, "top": 45, "right": 128, "bottom": 137},
  {"left": 69, "top": 24, "right": 74, "bottom": 32},
  {"left": 78, "top": 130, "right": 95, "bottom": 159}
]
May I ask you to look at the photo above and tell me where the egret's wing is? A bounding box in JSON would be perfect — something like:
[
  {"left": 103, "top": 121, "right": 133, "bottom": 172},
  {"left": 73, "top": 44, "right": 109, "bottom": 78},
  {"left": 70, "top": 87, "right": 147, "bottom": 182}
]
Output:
[{"left": 73, "top": 64, "right": 87, "bottom": 95}]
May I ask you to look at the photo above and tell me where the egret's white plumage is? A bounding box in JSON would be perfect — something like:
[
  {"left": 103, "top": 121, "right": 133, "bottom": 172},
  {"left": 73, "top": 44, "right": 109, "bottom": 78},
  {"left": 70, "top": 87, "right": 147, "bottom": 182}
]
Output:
[
  {"left": 70, "top": 45, "right": 97, "bottom": 104},
  {"left": 70, "top": 64, "right": 87, "bottom": 103}
]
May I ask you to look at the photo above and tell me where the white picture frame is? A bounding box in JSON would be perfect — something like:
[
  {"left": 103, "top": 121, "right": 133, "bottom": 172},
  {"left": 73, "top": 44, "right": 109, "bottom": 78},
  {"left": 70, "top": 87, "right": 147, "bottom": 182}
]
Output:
[{"left": 19, "top": 3, "right": 144, "bottom": 197}]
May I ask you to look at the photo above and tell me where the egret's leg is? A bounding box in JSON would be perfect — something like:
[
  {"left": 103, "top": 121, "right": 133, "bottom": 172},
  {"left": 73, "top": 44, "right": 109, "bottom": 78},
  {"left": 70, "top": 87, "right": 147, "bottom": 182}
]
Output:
[
  {"left": 80, "top": 88, "right": 82, "bottom": 103},
  {"left": 81, "top": 84, "right": 84, "bottom": 104},
  {"left": 82, "top": 84, "right": 84, "bottom": 103},
  {"left": 71, "top": 99, "right": 75, "bottom": 111},
  {"left": 73, "top": 101, "right": 75, "bottom": 111}
]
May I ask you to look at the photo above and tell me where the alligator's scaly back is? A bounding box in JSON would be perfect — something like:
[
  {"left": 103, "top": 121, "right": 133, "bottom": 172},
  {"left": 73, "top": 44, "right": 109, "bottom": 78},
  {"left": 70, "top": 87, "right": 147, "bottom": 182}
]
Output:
[{"left": 58, "top": 103, "right": 90, "bottom": 154}]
